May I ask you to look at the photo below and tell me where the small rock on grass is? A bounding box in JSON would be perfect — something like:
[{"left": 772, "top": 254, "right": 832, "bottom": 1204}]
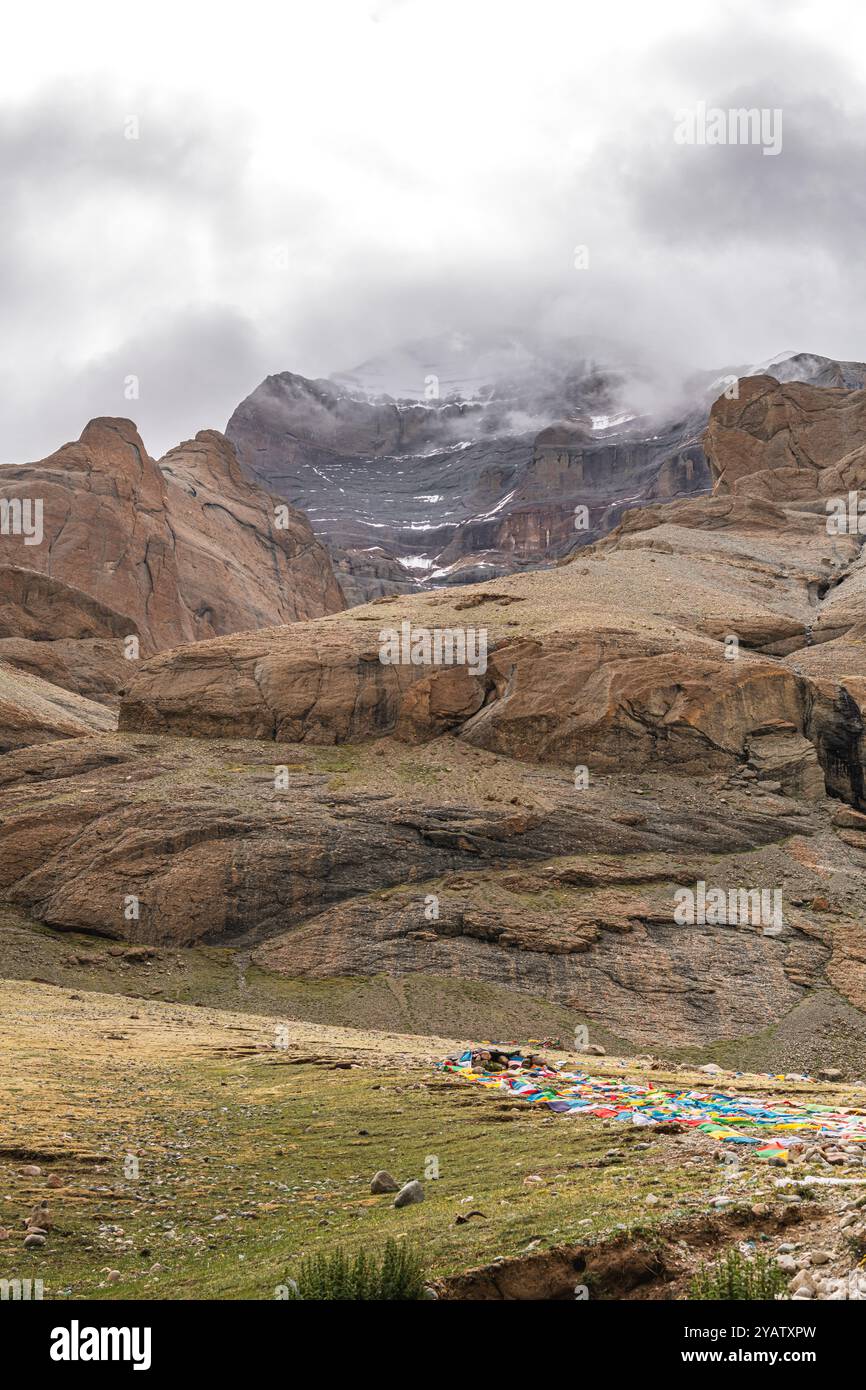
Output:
[
  {"left": 394, "top": 1180, "right": 424, "bottom": 1208},
  {"left": 370, "top": 1169, "right": 399, "bottom": 1194},
  {"left": 28, "top": 1202, "right": 51, "bottom": 1231}
]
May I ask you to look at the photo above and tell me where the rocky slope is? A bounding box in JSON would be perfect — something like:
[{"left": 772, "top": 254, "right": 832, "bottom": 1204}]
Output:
[
  {"left": 148, "top": 376, "right": 866, "bottom": 788},
  {"left": 0, "top": 661, "right": 115, "bottom": 751},
  {"left": 0, "top": 728, "right": 861, "bottom": 1048}
]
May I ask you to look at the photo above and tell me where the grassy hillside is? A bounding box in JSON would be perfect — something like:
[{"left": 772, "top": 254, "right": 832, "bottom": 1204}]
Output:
[{"left": 1, "top": 979, "right": 859, "bottom": 1300}]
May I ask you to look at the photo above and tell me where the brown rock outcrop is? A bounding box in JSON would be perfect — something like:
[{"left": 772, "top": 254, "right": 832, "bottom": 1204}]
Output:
[
  {"left": 1, "top": 419, "right": 186, "bottom": 654},
  {"left": 0, "top": 565, "right": 135, "bottom": 643},
  {"left": 0, "top": 418, "right": 344, "bottom": 661},
  {"left": 160, "top": 429, "right": 344, "bottom": 635},
  {"left": 0, "top": 663, "right": 115, "bottom": 752},
  {"left": 12, "top": 370, "right": 866, "bottom": 1052},
  {"left": 704, "top": 374, "right": 866, "bottom": 501},
  {"left": 0, "top": 565, "right": 135, "bottom": 703},
  {"left": 0, "top": 638, "right": 130, "bottom": 705},
  {"left": 251, "top": 886, "right": 827, "bottom": 1049},
  {"left": 117, "top": 553, "right": 822, "bottom": 784}
]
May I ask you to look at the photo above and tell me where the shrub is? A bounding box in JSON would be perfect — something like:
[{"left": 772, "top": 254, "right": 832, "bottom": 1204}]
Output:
[
  {"left": 689, "top": 1248, "right": 787, "bottom": 1301},
  {"left": 285, "top": 1239, "right": 428, "bottom": 1301},
  {"left": 844, "top": 1229, "right": 866, "bottom": 1263}
]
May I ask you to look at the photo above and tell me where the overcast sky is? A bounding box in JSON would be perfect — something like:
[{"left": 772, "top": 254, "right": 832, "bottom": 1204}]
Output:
[{"left": 3, "top": 0, "right": 866, "bottom": 461}]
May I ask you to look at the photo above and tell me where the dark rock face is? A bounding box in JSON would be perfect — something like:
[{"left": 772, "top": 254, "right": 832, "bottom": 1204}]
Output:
[
  {"left": 758, "top": 352, "right": 866, "bottom": 390},
  {"left": 225, "top": 365, "right": 713, "bottom": 604},
  {"left": 329, "top": 546, "right": 420, "bottom": 605}
]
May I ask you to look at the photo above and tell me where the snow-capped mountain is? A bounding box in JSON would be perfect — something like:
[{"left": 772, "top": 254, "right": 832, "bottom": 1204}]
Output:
[{"left": 226, "top": 342, "right": 866, "bottom": 604}]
